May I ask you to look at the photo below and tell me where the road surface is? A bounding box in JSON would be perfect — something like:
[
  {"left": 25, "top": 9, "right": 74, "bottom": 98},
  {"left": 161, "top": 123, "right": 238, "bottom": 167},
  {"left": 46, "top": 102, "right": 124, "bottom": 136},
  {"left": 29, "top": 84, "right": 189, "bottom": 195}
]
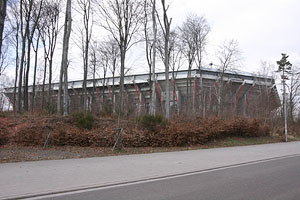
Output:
[
  {"left": 1, "top": 142, "right": 300, "bottom": 199},
  {"left": 38, "top": 155, "right": 300, "bottom": 200}
]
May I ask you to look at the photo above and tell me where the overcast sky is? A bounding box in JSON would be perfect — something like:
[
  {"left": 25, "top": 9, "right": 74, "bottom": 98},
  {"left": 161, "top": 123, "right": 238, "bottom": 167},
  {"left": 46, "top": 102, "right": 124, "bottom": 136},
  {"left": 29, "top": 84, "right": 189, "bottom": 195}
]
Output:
[
  {"left": 4, "top": 0, "right": 300, "bottom": 83},
  {"left": 168, "top": 0, "right": 300, "bottom": 72}
]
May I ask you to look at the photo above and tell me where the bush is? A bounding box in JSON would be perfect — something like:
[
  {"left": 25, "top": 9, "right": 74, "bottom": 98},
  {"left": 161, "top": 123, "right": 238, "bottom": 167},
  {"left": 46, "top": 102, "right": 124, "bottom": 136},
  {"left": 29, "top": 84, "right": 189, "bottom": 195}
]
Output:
[
  {"left": 103, "top": 106, "right": 113, "bottom": 116},
  {"left": 9, "top": 115, "right": 272, "bottom": 148},
  {"left": 72, "top": 112, "right": 95, "bottom": 129},
  {"left": 14, "top": 125, "right": 45, "bottom": 146},
  {"left": 0, "top": 130, "right": 8, "bottom": 145},
  {"left": 137, "top": 115, "right": 167, "bottom": 131},
  {"left": 46, "top": 102, "right": 56, "bottom": 115}
]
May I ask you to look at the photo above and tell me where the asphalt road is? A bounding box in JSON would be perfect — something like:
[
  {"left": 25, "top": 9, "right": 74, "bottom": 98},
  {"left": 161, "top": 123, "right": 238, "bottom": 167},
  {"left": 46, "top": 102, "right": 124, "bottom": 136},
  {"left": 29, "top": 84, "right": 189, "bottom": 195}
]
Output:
[{"left": 36, "top": 155, "right": 300, "bottom": 200}]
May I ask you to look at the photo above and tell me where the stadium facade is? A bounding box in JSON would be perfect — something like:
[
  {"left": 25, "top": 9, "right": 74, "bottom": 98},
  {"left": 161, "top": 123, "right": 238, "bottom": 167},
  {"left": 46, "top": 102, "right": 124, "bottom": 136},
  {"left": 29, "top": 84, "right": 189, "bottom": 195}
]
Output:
[{"left": 4, "top": 68, "right": 279, "bottom": 117}]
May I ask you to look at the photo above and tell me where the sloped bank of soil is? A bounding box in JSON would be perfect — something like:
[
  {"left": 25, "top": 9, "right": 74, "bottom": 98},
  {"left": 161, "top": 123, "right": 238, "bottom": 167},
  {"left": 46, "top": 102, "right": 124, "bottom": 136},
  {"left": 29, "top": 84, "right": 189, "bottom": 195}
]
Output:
[{"left": 1, "top": 115, "right": 271, "bottom": 148}]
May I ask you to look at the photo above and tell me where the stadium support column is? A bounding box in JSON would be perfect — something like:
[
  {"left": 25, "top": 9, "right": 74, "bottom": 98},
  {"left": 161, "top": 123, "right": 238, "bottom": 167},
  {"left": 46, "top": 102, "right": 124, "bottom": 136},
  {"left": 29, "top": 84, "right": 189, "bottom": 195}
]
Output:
[
  {"left": 235, "top": 80, "right": 246, "bottom": 114},
  {"left": 210, "top": 80, "right": 218, "bottom": 114},
  {"left": 193, "top": 77, "right": 197, "bottom": 113},
  {"left": 133, "top": 81, "right": 142, "bottom": 113},
  {"left": 246, "top": 83, "right": 255, "bottom": 115}
]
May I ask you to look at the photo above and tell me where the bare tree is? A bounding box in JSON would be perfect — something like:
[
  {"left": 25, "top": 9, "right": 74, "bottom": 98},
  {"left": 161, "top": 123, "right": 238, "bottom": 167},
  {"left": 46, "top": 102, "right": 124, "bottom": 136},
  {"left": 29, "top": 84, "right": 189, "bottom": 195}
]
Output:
[
  {"left": 102, "top": 39, "right": 120, "bottom": 114},
  {"left": 37, "top": 1, "right": 60, "bottom": 110},
  {"left": 192, "top": 15, "right": 210, "bottom": 71},
  {"left": 254, "top": 61, "right": 277, "bottom": 118},
  {"left": 143, "top": 0, "right": 158, "bottom": 115},
  {"left": 31, "top": 29, "right": 40, "bottom": 112},
  {"left": 17, "top": 0, "right": 34, "bottom": 113},
  {"left": 98, "top": 41, "right": 110, "bottom": 110},
  {"left": 0, "top": 0, "right": 7, "bottom": 56},
  {"left": 143, "top": 0, "right": 152, "bottom": 97},
  {"left": 76, "top": 0, "right": 93, "bottom": 112},
  {"left": 6, "top": 1, "right": 20, "bottom": 113},
  {"left": 169, "top": 31, "right": 184, "bottom": 112},
  {"left": 94, "top": 0, "right": 143, "bottom": 124},
  {"left": 58, "top": 0, "right": 72, "bottom": 116},
  {"left": 89, "top": 40, "right": 99, "bottom": 110},
  {"left": 43, "top": 0, "right": 61, "bottom": 107},
  {"left": 156, "top": 0, "right": 172, "bottom": 120},
  {"left": 179, "top": 16, "right": 196, "bottom": 109},
  {"left": 0, "top": 75, "right": 12, "bottom": 111},
  {"left": 259, "top": 60, "right": 276, "bottom": 77},
  {"left": 217, "top": 39, "right": 241, "bottom": 73},
  {"left": 192, "top": 15, "right": 210, "bottom": 113},
  {"left": 0, "top": 38, "right": 8, "bottom": 77},
  {"left": 23, "top": 0, "right": 43, "bottom": 111},
  {"left": 287, "top": 65, "right": 300, "bottom": 122},
  {"left": 178, "top": 14, "right": 210, "bottom": 112},
  {"left": 150, "top": 0, "right": 158, "bottom": 115},
  {"left": 156, "top": 30, "right": 182, "bottom": 109},
  {"left": 215, "top": 39, "right": 242, "bottom": 115}
]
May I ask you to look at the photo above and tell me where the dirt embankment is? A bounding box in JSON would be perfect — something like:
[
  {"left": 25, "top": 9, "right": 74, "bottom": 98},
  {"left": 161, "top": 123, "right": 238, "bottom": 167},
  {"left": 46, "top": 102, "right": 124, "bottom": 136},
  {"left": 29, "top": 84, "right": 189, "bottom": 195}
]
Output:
[{"left": 0, "top": 114, "right": 271, "bottom": 148}]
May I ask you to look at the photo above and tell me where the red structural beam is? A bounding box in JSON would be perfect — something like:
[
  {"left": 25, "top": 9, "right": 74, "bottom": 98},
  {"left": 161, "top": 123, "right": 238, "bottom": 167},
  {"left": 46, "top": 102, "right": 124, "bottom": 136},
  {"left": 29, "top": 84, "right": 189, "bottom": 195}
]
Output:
[
  {"left": 225, "top": 79, "right": 231, "bottom": 89},
  {"left": 236, "top": 81, "right": 246, "bottom": 105},
  {"left": 71, "top": 87, "right": 77, "bottom": 96},
  {"left": 88, "top": 96, "right": 90, "bottom": 108},
  {"left": 134, "top": 83, "right": 141, "bottom": 104},
  {"left": 156, "top": 82, "right": 162, "bottom": 103},
  {"left": 107, "top": 85, "right": 113, "bottom": 100},
  {"left": 95, "top": 88, "right": 102, "bottom": 104},
  {"left": 210, "top": 81, "right": 218, "bottom": 105},
  {"left": 246, "top": 86, "right": 254, "bottom": 105}
]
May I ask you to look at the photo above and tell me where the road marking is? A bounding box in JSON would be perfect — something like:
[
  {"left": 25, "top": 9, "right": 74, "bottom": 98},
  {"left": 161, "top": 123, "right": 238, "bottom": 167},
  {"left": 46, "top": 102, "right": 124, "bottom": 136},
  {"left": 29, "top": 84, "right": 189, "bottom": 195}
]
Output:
[{"left": 23, "top": 153, "right": 300, "bottom": 200}]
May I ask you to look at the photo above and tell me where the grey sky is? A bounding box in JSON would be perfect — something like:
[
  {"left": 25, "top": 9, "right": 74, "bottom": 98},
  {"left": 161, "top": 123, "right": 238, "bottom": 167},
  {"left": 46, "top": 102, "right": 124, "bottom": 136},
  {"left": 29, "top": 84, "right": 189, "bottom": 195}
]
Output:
[
  {"left": 168, "top": 0, "right": 300, "bottom": 71},
  {"left": 4, "top": 0, "right": 300, "bottom": 82}
]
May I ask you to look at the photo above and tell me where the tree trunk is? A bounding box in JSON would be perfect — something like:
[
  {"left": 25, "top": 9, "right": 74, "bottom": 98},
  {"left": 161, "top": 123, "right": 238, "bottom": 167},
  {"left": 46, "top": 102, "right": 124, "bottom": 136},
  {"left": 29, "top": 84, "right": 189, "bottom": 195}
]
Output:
[
  {"left": 150, "top": 0, "right": 157, "bottom": 115},
  {"left": 24, "top": 36, "right": 31, "bottom": 111},
  {"left": 58, "top": 59, "right": 63, "bottom": 113},
  {"left": 0, "top": 0, "right": 7, "bottom": 56},
  {"left": 112, "top": 63, "right": 116, "bottom": 114},
  {"left": 42, "top": 52, "right": 47, "bottom": 110},
  {"left": 92, "top": 54, "right": 96, "bottom": 111},
  {"left": 161, "top": 0, "right": 171, "bottom": 121},
  {"left": 164, "top": 35, "right": 170, "bottom": 121},
  {"left": 118, "top": 49, "right": 125, "bottom": 127},
  {"left": 84, "top": 28, "right": 89, "bottom": 112},
  {"left": 48, "top": 52, "right": 54, "bottom": 105},
  {"left": 17, "top": 32, "right": 27, "bottom": 113},
  {"left": 31, "top": 34, "right": 40, "bottom": 112},
  {"left": 17, "top": 0, "right": 33, "bottom": 113},
  {"left": 13, "top": 24, "right": 19, "bottom": 113},
  {"left": 59, "top": 0, "right": 72, "bottom": 116}
]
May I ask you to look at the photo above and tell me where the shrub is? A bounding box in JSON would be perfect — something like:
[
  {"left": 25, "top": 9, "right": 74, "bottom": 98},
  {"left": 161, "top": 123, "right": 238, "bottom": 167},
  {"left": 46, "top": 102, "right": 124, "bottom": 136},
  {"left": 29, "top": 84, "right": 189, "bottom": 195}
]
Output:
[
  {"left": 46, "top": 102, "right": 56, "bottom": 115},
  {"left": 72, "top": 111, "right": 95, "bottom": 129},
  {"left": 137, "top": 115, "right": 167, "bottom": 131},
  {"left": 0, "top": 130, "right": 8, "bottom": 145},
  {"left": 103, "top": 106, "right": 113, "bottom": 117},
  {"left": 14, "top": 125, "right": 45, "bottom": 146}
]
